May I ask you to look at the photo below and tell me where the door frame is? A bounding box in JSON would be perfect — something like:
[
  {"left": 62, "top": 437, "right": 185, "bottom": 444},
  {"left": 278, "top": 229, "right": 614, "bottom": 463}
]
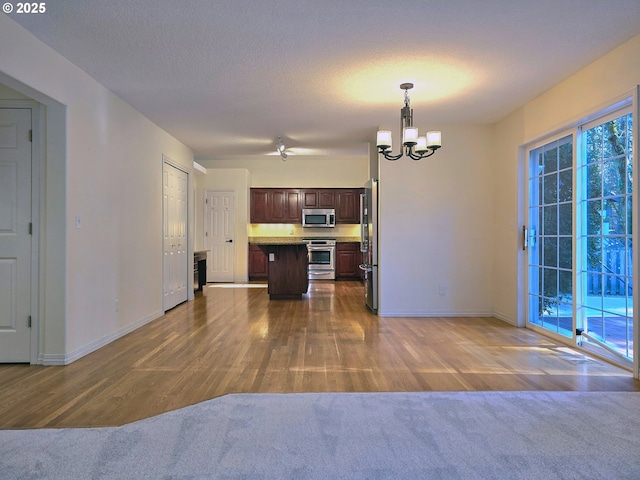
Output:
[
  {"left": 0, "top": 100, "right": 42, "bottom": 364},
  {"left": 162, "top": 155, "right": 192, "bottom": 312}
]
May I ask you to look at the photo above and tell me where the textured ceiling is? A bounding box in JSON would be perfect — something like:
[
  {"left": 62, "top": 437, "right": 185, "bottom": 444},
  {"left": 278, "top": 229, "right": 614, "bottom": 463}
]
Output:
[{"left": 8, "top": 0, "right": 640, "bottom": 158}]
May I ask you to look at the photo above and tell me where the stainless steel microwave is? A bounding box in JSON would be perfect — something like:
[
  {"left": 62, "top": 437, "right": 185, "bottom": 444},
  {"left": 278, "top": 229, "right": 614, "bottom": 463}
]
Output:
[{"left": 302, "top": 208, "right": 336, "bottom": 228}]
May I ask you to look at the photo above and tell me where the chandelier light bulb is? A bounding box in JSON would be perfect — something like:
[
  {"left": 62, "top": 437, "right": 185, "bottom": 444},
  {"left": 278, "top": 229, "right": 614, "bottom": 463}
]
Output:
[
  {"left": 415, "top": 136, "right": 428, "bottom": 153},
  {"left": 403, "top": 127, "right": 419, "bottom": 146},
  {"left": 426, "top": 131, "right": 442, "bottom": 148},
  {"left": 376, "top": 130, "right": 392, "bottom": 150}
]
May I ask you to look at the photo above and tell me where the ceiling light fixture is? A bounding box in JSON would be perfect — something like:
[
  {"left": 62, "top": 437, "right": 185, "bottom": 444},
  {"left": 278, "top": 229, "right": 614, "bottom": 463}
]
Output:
[
  {"left": 376, "top": 83, "right": 442, "bottom": 161},
  {"left": 276, "top": 136, "right": 288, "bottom": 161}
]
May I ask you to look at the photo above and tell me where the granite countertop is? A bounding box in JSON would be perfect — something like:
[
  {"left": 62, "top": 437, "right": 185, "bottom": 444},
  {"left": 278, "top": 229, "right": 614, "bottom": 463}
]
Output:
[
  {"left": 249, "top": 237, "right": 306, "bottom": 245},
  {"left": 249, "top": 236, "right": 360, "bottom": 244}
]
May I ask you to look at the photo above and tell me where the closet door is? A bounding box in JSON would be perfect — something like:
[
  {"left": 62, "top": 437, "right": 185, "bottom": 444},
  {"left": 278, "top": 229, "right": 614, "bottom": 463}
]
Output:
[{"left": 163, "top": 162, "right": 188, "bottom": 310}]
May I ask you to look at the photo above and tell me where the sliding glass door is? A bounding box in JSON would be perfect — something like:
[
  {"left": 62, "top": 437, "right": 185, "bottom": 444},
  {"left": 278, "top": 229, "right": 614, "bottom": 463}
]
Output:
[
  {"left": 526, "top": 108, "right": 634, "bottom": 365},
  {"left": 528, "top": 135, "right": 574, "bottom": 337},
  {"left": 578, "top": 112, "right": 633, "bottom": 361}
]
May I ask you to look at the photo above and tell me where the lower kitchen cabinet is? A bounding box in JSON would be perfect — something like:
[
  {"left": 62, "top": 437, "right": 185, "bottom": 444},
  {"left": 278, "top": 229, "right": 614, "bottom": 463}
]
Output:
[
  {"left": 248, "top": 244, "right": 268, "bottom": 279},
  {"left": 335, "top": 242, "right": 362, "bottom": 280}
]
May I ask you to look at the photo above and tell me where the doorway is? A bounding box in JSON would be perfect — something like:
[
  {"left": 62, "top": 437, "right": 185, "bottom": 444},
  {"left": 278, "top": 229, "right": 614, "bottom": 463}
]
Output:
[
  {"left": 525, "top": 107, "right": 634, "bottom": 367},
  {"left": 0, "top": 107, "right": 33, "bottom": 362}
]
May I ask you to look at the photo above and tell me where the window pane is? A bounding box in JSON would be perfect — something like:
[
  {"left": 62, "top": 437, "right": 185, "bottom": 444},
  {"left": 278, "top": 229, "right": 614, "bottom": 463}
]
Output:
[
  {"left": 544, "top": 174, "right": 557, "bottom": 204},
  {"left": 586, "top": 125, "right": 603, "bottom": 164},
  {"left": 544, "top": 205, "right": 557, "bottom": 235},
  {"left": 586, "top": 200, "right": 602, "bottom": 235},
  {"left": 559, "top": 142, "right": 572, "bottom": 170},
  {"left": 544, "top": 147, "right": 558, "bottom": 173},
  {"left": 587, "top": 237, "right": 602, "bottom": 272},
  {"left": 558, "top": 169, "right": 572, "bottom": 202},
  {"left": 603, "top": 157, "right": 626, "bottom": 196},
  {"left": 543, "top": 268, "right": 558, "bottom": 297},
  {"left": 559, "top": 237, "right": 572, "bottom": 270},
  {"left": 603, "top": 197, "right": 625, "bottom": 234},
  {"left": 544, "top": 237, "right": 558, "bottom": 267},
  {"left": 558, "top": 270, "right": 572, "bottom": 297},
  {"left": 587, "top": 163, "right": 601, "bottom": 199},
  {"left": 558, "top": 203, "right": 572, "bottom": 235},
  {"left": 584, "top": 308, "right": 604, "bottom": 338}
]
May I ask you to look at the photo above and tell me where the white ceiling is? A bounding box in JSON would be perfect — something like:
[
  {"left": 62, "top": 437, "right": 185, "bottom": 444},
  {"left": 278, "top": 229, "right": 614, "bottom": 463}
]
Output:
[{"left": 9, "top": 0, "right": 640, "bottom": 158}]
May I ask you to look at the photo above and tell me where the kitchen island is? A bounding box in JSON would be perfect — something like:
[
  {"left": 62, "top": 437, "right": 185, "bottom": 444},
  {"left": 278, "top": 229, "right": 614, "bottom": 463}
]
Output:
[{"left": 250, "top": 238, "right": 308, "bottom": 299}]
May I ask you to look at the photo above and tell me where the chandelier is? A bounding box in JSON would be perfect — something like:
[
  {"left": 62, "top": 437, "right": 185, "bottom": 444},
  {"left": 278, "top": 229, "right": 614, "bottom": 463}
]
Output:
[{"left": 376, "top": 83, "right": 441, "bottom": 161}]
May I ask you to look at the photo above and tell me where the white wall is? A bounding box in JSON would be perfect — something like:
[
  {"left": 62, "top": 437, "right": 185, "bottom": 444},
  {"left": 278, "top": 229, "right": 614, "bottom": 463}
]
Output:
[
  {"left": 379, "top": 124, "right": 494, "bottom": 316},
  {"left": 492, "top": 33, "right": 640, "bottom": 325},
  {"left": 0, "top": 83, "right": 30, "bottom": 99},
  {"left": 0, "top": 15, "right": 194, "bottom": 363},
  {"left": 195, "top": 168, "right": 251, "bottom": 282},
  {"left": 491, "top": 108, "right": 525, "bottom": 326},
  {"left": 197, "top": 155, "right": 368, "bottom": 187}
]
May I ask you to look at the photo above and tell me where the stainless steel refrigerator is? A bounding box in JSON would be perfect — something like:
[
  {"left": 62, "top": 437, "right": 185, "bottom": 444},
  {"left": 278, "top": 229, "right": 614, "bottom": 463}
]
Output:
[{"left": 360, "top": 179, "right": 378, "bottom": 313}]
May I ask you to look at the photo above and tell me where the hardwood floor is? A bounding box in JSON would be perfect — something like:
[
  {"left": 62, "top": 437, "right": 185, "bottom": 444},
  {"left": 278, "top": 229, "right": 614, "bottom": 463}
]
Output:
[{"left": 1, "top": 281, "right": 638, "bottom": 429}]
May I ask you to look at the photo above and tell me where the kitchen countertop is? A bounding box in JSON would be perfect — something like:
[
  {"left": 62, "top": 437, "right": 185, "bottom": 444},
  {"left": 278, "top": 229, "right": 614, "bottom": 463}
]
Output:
[{"left": 249, "top": 236, "right": 360, "bottom": 244}]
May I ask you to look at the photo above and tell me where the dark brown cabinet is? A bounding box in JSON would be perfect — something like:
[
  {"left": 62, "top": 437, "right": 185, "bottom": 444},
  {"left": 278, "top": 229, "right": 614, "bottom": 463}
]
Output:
[
  {"left": 265, "top": 244, "right": 309, "bottom": 299},
  {"left": 251, "top": 187, "right": 363, "bottom": 224},
  {"left": 336, "top": 189, "right": 361, "bottom": 224},
  {"left": 335, "top": 242, "right": 362, "bottom": 280},
  {"left": 250, "top": 189, "right": 270, "bottom": 223},
  {"left": 250, "top": 188, "right": 301, "bottom": 224},
  {"left": 302, "top": 189, "right": 336, "bottom": 208},
  {"left": 248, "top": 244, "right": 268, "bottom": 279}
]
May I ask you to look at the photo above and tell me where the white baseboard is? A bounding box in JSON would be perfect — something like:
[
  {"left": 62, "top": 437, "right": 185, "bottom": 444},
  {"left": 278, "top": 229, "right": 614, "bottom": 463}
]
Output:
[
  {"left": 39, "top": 310, "right": 164, "bottom": 366},
  {"left": 492, "top": 310, "right": 518, "bottom": 326}
]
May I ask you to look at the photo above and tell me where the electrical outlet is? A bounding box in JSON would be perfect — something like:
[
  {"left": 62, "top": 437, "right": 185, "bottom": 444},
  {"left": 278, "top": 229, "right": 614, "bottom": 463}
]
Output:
[{"left": 439, "top": 284, "right": 446, "bottom": 296}]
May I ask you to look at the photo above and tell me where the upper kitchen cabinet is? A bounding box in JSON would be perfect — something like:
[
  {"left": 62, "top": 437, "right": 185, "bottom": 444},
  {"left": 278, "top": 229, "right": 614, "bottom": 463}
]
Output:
[
  {"left": 302, "top": 189, "right": 336, "bottom": 209},
  {"left": 250, "top": 188, "right": 270, "bottom": 223},
  {"left": 250, "top": 187, "right": 363, "bottom": 224},
  {"left": 250, "top": 188, "right": 301, "bottom": 223},
  {"left": 335, "top": 189, "right": 362, "bottom": 224}
]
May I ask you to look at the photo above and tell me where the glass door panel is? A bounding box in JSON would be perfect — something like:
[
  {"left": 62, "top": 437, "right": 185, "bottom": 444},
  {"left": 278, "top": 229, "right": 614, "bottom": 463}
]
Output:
[
  {"left": 528, "top": 135, "right": 573, "bottom": 338},
  {"left": 579, "top": 112, "right": 634, "bottom": 361}
]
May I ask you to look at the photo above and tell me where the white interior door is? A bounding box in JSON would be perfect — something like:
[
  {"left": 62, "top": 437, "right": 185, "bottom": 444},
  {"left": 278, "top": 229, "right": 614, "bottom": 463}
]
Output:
[
  {"left": 163, "top": 162, "right": 188, "bottom": 310},
  {"left": 204, "top": 190, "right": 235, "bottom": 283},
  {"left": 0, "top": 108, "right": 32, "bottom": 362}
]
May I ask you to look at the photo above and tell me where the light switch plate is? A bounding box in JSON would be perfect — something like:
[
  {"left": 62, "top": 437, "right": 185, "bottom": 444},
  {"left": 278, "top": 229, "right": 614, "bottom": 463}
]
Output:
[
  {"left": 269, "top": 253, "right": 275, "bottom": 262},
  {"left": 75, "top": 215, "right": 82, "bottom": 229}
]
